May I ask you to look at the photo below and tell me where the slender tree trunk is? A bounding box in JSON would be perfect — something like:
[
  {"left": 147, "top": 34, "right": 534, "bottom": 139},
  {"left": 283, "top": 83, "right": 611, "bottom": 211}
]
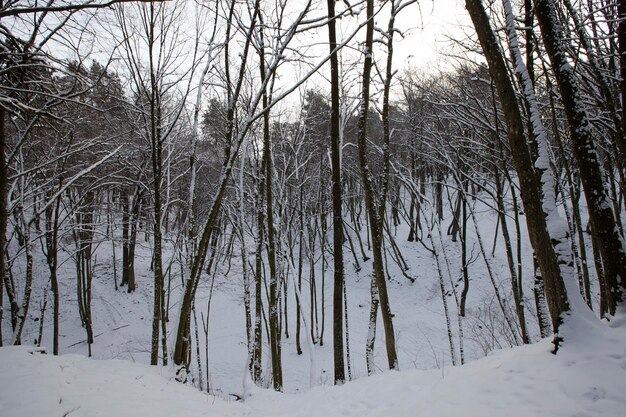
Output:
[
  {"left": 437, "top": 220, "right": 465, "bottom": 364},
  {"left": 319, "top": 200, "right": 326, "bottom": 346},
  {"left": 3, "top": 250, "right": 18, "bottom": 332},
  {"left": 236, "top": 147, "right": 254, "bottom": 375},
  {"left": 173, "top": 0, "right": 261, "bottom": 368},
  {"left": 296, "top": 187, "right": 304, "bottom": 355},
  {"left": 122, "top": 190, "right": 139, "bottom": 293},
  {"left": 107, "top": 192, "right": 118, "bottom": 292},
  {"left": 36, "top": 287, "right": 48, "bottom": 347},
  {"left": 122, "top": 193, "right": 130, "bottom": 287},
  {"left": 148, "top": 3, "right": 165, "bottom": 366},
  {"left": 459, "top": 188, "right": 469, "bottom": 317},
  {"left": 435, "top": 171, "right": 444, "bottom": 221},
  {"left": 431, "top": 228, "right": 458, "bottom": 366},
  {"left": 620, "top": 0, "right": 626, "bottom": 166},
  {"left": 0, "top": 107, "right": 6, "bottom": 347},
  {"left": 343, "top": 280, "right": 352, "bottom": 380},
  {"left": 253, "top": 161, "right": 265, "bottom": 383},
  {"left": 357, "top": 0, "right": 398, "bottom": 370},
  {"left": 12, "top": 211, "right": 33, "bottom": 346},
  {"left": 127, "top": 195, "right": 139, "bottom": 293},
  {"left": 465, "top": 0, "right": 569, "bottom": 344},
  {"left": 72, "top": 190, "right": 95, "bottom": 356},
  {"left": 257, "top": 19, "right": 282, "bottom": 390},
  {"left": 535, "top": 0, "right": 626, "bottom": 314},
  {"left": 45, "top": 191, "right": 62, "bottom": 354},
  {"left": 495, "top": 173, "right": 528, "bottom": 343},
  {"left": 365, "top": 276, "right": 379, "bottom": 374}
]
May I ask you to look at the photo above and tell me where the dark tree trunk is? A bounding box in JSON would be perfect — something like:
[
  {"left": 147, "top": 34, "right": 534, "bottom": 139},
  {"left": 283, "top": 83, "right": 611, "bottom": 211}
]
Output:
[
  {"left": 435, "top": 171, "right": 444, "bottom": 221},
  {"left": 253, "top": 160, "right": 265, "bottom": 383},
  {"left": 465, "top": 0, "right": 569, "bottom": 340},
  {"left": 73, "top": 190, "right": 96, "bottom": 356},
  {"left": 127, "top": 203, "right": 138, "bottom": 294},
  {"left": 44, "top": 191, "right": 62, "bottom": 354},
  {"left": 0, "top": 107, "right": 6, "bottom": 347},
  {"left": 256, "top": 14, "right": 282, "bottom": 390},
  {"left": 295, "top": 186, "right": 304, "bottom": 355},
  {"left": 3, "top": 251, "right": 18, "bottom": 332},
  {"left": 122, "top": 194, "right": 129, "bottom": 287},
  {"left": 357, "top": 0, "right": 398, "bottom": 371},
  {"left": 148, "top": 3, "right": 165, "bottom": 366},
  {"left": 534, "top": 256, "right": 551, "bottom": 338},
  {"left": 173, "top": 0, "right": 260, "bottom": 368},
  {"left": 620, "top": 0, "right": 626, "bottom": 165},
  {"left": 327, "top": 0, "right": 346, "bottom": 384},
  {"left": 122, "top": 190, "right": 139, "bottom": 293},
  {"left": 535, "top": 0, "right": 626, "bottom": 314}
]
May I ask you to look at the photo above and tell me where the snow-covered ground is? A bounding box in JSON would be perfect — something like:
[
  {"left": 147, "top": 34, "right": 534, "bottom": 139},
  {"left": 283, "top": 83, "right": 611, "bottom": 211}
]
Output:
[
  {"left": 2, "top": 197, "right": 543, "bottom": 394},
  {"left": 3, "top": 181, "right": 620, "bottom": 416},
  {"left": 2, "top": 309, "right": 624, "bottom": 417}
]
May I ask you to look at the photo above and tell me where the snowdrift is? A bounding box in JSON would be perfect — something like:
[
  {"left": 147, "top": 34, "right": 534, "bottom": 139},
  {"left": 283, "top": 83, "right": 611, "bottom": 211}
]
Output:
[{"left": 1, "top": 312, "right": 624, "bottom": 417}]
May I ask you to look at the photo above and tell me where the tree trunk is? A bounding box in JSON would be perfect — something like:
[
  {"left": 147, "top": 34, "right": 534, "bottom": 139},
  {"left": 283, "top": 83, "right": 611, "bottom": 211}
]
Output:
[
  {"left": 148, "top": 3, "right": 165, "bottom": 366},
  {"left": 465, "top": 0, "right": 569, "bottom": 343},
  {"left": 0, "top": 107, "right": 6, "bottom": 347},
  {"left": 620, "top": 0, "right": 626, "bottom": 166},
  {"left": 44, "top": 191, "right": 62, "bottom": 354},
  {"left": 12, "top": 211, "right": 33, "bottom": 346},
  {"left": 534, "top": 255, "right": 551, "bottom": 338},
  {"left": 357, "top": 0, "right": 398, "bottom": 370},
  {"left": 257, "top": 20, "right": 282, "bottom": 390},
  {"left": 253, "top": 160, "right": 265, "bottom": 383},
  {"left": 173, "top": 0, "right": 261, "bottom": 368},
  {"left": 535, "top": 0, "right": 626, "bottom": 314}
]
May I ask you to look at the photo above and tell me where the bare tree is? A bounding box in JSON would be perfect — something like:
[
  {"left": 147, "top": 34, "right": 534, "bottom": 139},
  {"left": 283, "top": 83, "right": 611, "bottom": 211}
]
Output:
[
  {"left": 464, "top": 0, "right": 570, "bottom": 347},
  {"left": 358, "top": 0, "right": 398, "bottom": 372},
  {"left": 534, "top": 0, "right": 626, "bottom": 315}
]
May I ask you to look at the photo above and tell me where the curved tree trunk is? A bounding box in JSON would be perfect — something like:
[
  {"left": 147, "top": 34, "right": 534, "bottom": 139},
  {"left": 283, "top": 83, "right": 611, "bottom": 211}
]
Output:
[
  {"left": 465, "top": 0, "right": 570, "bottom": 344},
  {"left": 357, "top": 0, "right": 398, "bottom": 371},
  {"left": 534, "top": 0, "right": 626, "bottom": 315}
]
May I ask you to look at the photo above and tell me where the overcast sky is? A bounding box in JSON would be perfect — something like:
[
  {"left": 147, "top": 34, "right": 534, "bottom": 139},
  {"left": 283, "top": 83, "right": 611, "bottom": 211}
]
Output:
[{"left": 392, "top": 0, "right": 472, "bottom": 72}]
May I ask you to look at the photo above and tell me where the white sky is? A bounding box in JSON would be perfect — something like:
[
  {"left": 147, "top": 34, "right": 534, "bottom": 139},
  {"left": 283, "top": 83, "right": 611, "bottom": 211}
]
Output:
[
  {"left": 281, "top": 0, "right": 475, "bottom": 109},
  {"left": 41, "top": 0, "right": 475, "bottom": 117},
  {"left": 392, "top": 0, "right": 473, "bottom": 72}
]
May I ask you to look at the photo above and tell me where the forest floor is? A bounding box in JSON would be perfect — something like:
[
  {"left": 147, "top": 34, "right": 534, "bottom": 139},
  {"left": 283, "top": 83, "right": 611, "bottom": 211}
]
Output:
[
  {"left": 1, "top": 309, "right": 625, "bottom": 417},
  {"left": 2, "top": 194, "right": 553, "bottom": 392},
  {"left": 1, "top": 188, "right": 620, "bottom": 415}
]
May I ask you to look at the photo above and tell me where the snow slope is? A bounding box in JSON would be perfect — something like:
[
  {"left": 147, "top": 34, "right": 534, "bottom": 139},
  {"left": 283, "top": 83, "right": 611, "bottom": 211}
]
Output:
[
  {"left": 2, "top": 193, "right": 545, "bottom": 395},
  {"left": 2, "top": 311, "right": 624, "bottom": 417},
  {"left": 3, "top": 197, "right": 536, "bottom": 397}
]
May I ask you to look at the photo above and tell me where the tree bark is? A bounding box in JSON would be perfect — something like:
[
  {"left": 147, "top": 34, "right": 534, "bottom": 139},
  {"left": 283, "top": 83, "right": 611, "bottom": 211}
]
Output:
[
  {"left": 146, "top": 2, "right": 166, "bottom": 366},
  {"left": 465, "top": 0, "right": 569, "bottom": 340},
  {"left": 535, "top": 0, "right": 626, "bottom": 314},
  {"left": 327, "top": 0, "right": 346, "bottom": 380},
  {"left": 357, "top": 0, "right": 398, "bottom": 370},
  {"left": 44, "top": 190, "right": 62, "bottom": 354},
  {"left": 253, "top": 159, "right": 265, "bottom": 383},
  {"left": 0, "top": 107, "right": 6, "bottom": 347}
]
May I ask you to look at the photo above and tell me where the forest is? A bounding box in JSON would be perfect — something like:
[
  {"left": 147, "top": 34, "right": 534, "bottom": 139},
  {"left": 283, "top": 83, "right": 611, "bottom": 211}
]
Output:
[{"left": 0, "top": 0, "right": 625, "bottom": 415}]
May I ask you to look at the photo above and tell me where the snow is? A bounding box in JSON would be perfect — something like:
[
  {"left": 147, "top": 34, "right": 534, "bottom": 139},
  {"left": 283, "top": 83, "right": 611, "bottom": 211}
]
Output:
[
  {"left": 0, "top": 346, "right": 236, "bottom": 417},
  {"left": 2, "top": 310, "right": 625, "bottom": 417},
  {"left": 1, "top": 158, "right": 620, "bottom": 416}
]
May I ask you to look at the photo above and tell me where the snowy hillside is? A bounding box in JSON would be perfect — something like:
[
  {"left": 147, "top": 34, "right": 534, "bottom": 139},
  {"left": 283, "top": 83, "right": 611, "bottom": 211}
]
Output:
[
  {"left": 1, "top": 193, "right": 545, "bottom": 394},
  {"left": 2, "top": 310, "right": 624, "bottom": 417},
  {"left": 3, "top": 0, "right": 626, "bottom": 416}
]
